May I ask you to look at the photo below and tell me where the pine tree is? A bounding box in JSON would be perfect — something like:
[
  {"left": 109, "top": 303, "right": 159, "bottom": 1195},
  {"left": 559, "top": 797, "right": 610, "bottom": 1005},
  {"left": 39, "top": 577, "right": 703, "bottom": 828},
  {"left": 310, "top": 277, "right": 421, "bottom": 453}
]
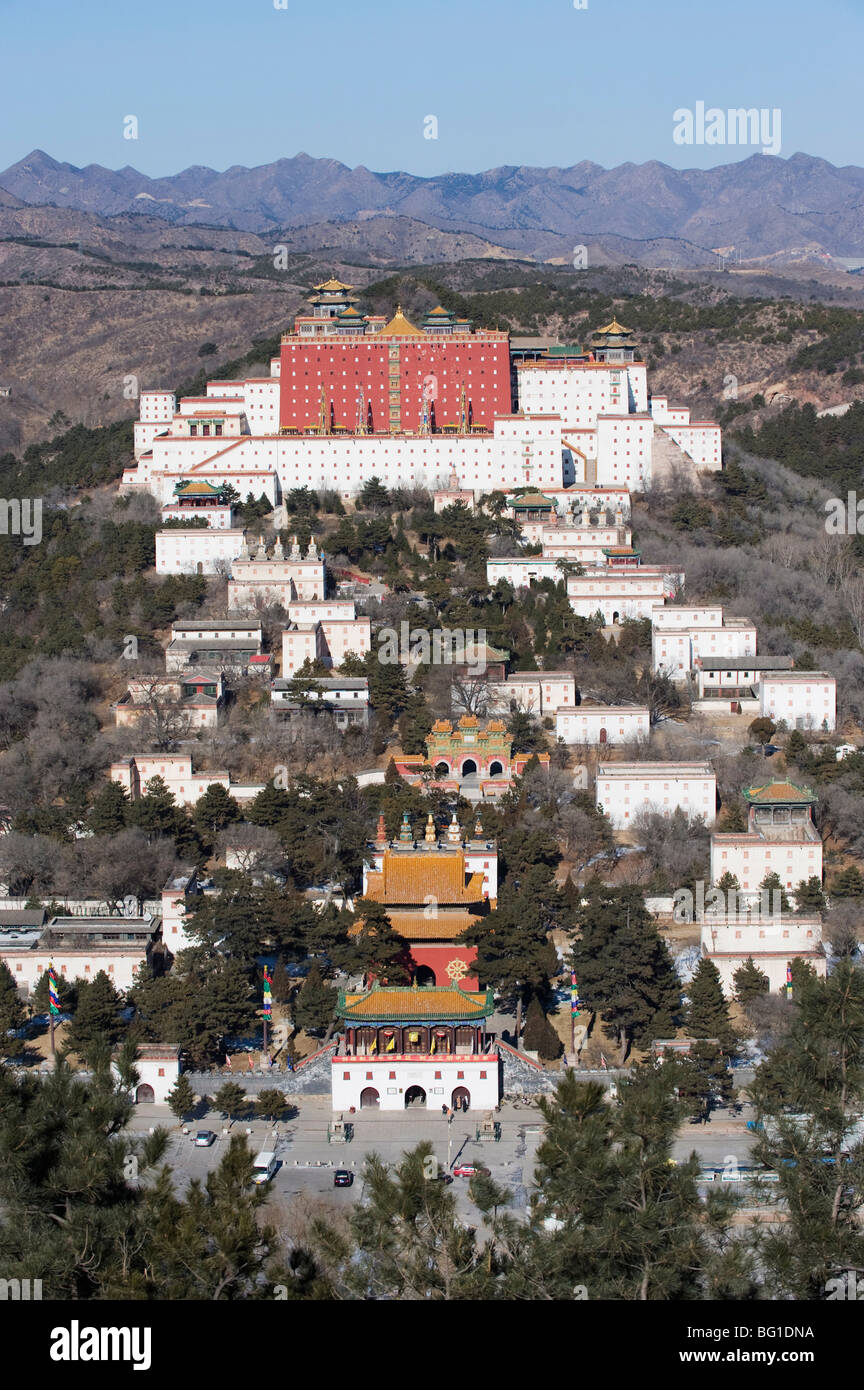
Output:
[
  {"left": 522, "top": 995, "right": 563, "bottom": 1060},
  {"left": 760, "top": 871, "right": 791, "bottom": 912},
  {"left": 748, "top": 960, "right": 864, "bottom": 1298},
  {"left": 831, "top": 865, "right": 864, "bottom": 898},
  {"left": 795, "top": 875, "right": 826, "bottom": 912},
  {"left": 31, "top": 969, "right": 77, "bottom": 1015},
  {"left": 127, "top": 775, "right": 185, "bottom": 842},
  {"left": 569, "top": 884, "right": 682, "bottom": 1062},
  {"left": 193, "top": 784, "right": 240, "bottom": 836},
  {"left": 213, "top": 1081, "right": 248, "bottom": 1127},
  {"left": 733, "top": 957, "right": 770, "bottom": 1005},
  {"left": 66, "top": 970, "right": 123, "bottom": 1053},
  {"left": 507, "top": 1067, "right": 750, "bottom": 1300},
  {"left": 88, "top": 780, "right": 129, "bottom": 836},
  {"left": 0, "top": 960, "right": 25, "bottom": 1054},
  {"left": 167, "top": 1074, "right": 197, "bottom": 1127},
  {"left": 336, "top": 900, "right": 410, "bottom": 985},
  {"left": 255, "top": 1089, "right": 289, "bottom": 1122},
  {"left": 292, "top": 965, "right": 337, "bottom": 1036},
  {"left": 686, "top": 958, "right": 737, "bottom": 1054}
]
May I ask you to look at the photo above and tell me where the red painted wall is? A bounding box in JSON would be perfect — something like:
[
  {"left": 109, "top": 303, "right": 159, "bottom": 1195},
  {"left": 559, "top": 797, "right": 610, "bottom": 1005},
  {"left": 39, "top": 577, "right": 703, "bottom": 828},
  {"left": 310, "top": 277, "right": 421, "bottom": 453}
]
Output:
[
  {"left": 409, "top": 942, "right": 479, "bottom": 992},
  {"left": 278, "top": 336, "right": 511, "bottom": 433}
]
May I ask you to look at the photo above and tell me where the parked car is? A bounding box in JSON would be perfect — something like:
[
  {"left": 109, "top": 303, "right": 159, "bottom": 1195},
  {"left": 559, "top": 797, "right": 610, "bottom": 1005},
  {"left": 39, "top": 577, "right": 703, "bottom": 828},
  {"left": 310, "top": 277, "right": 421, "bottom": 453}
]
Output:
[
  {"left": 194, "top": 1130, "right": 216, "bottom": 1147},
  {"left": 333, "top": 1170, "right": 354, "bottom": 1187},
  {"left": 452, "top": 1162, "right": 490, "bottom": 1178},
  {"left": 434, "top": 1170, "right": 454, "bottom": 1185}
]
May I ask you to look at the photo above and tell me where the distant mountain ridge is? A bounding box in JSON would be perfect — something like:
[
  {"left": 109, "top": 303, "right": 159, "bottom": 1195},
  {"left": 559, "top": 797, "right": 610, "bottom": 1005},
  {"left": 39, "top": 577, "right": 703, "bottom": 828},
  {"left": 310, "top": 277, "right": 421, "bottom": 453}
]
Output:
[{"left": 4, "top": 149, "right": 864, "bottom": 262}]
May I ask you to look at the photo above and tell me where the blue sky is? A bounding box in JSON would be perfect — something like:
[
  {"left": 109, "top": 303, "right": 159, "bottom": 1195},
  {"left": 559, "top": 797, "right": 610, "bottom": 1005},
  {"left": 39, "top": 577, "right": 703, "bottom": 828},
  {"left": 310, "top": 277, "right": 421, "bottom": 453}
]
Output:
[{"left": 0, "top": 0, "right": 859, "bottom": 176}]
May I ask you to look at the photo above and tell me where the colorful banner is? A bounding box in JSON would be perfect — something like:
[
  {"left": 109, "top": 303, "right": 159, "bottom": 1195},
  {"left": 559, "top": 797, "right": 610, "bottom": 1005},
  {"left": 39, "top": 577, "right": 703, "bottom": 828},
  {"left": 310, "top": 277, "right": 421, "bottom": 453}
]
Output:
[
  {"left": 571, "top": 970, "right": 582, "bottom": 1017},
  {"left": 48, "top": 963, "right": 60, "bottom": 1016},
  {"left": 262, "top": 967, "right": 273, "bottom": 1017},
  {"left": 786, "top": 962, "right": 793, "bottom": 999}
]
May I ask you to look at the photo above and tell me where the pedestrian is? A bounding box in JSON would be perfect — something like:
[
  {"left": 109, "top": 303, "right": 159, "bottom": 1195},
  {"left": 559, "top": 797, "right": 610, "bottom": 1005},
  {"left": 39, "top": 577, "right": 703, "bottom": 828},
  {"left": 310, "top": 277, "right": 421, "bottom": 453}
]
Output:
[{"left": 442, "top": 1103, "right": 447, "bottom": 1115}]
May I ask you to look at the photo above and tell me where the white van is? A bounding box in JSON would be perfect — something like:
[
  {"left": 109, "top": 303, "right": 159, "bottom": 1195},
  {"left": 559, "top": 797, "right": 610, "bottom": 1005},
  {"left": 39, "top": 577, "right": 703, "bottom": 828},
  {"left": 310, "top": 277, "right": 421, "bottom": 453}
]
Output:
[{"left": 251, "top": 1150, "right": 278, "bottom": 1184}]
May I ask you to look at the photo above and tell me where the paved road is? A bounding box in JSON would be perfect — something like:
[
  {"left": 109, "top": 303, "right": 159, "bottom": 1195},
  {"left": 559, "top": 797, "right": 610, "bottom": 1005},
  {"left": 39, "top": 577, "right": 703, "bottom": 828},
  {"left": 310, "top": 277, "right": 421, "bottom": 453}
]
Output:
[{"left": 126, "top": 1097, "right": 762, "bottom": 1219}]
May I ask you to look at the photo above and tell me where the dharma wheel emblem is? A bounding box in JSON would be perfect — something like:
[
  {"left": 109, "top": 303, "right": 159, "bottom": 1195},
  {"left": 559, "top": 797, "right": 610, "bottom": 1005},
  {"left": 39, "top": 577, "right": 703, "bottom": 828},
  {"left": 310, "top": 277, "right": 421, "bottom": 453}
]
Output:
[{"left": 446, "top": 958, "right": 468, "bottom": 981}]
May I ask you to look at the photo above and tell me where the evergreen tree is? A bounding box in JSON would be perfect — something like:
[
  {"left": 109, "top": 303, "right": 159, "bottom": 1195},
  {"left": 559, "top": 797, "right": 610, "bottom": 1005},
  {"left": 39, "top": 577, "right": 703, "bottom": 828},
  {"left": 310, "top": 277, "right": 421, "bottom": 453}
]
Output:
[
  {"left": 66, "top": 970, "right": 123, "bottom": 1053},
  {"left": 193, "top": 784, "right": 240, "bottom": 837},
  {"left": 795, "top": 876, "right": 827, "bottom": 913},
  {"left": 255, "top": 1089, "right": 289, "bottom": 1122},
  {"left": 0, "top": 960, "right": 25, "bottom": 1054},
  {"left": 522, "top": 995, "right": 563, "bottom": 1060},
  {"left": 760, "top": 871, "right": 791, "bottom": 912},
  {"left": 733, "top": 957, "right": 770, "bottom": 1005},
  {"left": 166, "top": 1074, "right": 197, "bottom": 1127},
  {"left": 831, "top": 865, "right": 864, "bottom": 898},
  {"left": 308, "top": 1141, "right": 498, "bottom": 1299},
  {"left": 748, "top": 960, "right": 864, "bottom": 1298},
  {"left": 88, "top": 780, "right": 129, "bottom": 836},
  {"left": 505, "top": 1067, "right": 750, "bottom": 1300},
  {"left": 129, "top": 950, "right": 256, "bottom": 1067},
  {"left": 127, "top": 775, "right": 185, "bottom": 843},
  {"left": 213, "top": 1081, "right": 248, "bottom": 1127},
  {"left": 569, "top": 884, "right": 682, "bottom": 1062},
  {"left": 292, "top": 964, "right": 338, "bottom": 1036},
  {"left": 686, "top": 958, "right": 737, "bottom": 1054},
  {"left": 31, "top": 969, "right": 77, "bottom": 1015},
  {"left": 136, "top": 1135, "right": 315, "bottom": 1299},
  {"left": 336, "top": 900, "right": 410, "bottom": 985}
]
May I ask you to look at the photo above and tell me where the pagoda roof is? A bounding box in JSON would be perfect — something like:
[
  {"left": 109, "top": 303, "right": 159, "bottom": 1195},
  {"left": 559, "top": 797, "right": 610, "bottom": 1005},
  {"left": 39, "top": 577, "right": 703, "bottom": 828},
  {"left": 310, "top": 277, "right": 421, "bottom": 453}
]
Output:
[
  {"left": 743, "top": 780, "right": 817, "bottom": 805},
  {"left": 338, "top": 983, "right": 493, "bottom": 1022},
  {"left": 365, "top": 850, "right": 485, "bottom": 906},
  {"left": 313, "top": 278, "right": 354, "bottom": 292},
  {"left": 383, "top": 909, "right": 485, "bottom": 940},
  {"left": 508, "top": 492, "right": 557, "bottom": 509},
  {"left": 383, "top": 305, "right": 422, "bottom": 336},
  {"left": 336, "top": 306, "right": 365, "bottom": 319},
  {"left": 593, "top": 317, "right": 632, "bottom": 336},
  {"left": 174, "top": 479, "right": 225, "bottom": 496}
]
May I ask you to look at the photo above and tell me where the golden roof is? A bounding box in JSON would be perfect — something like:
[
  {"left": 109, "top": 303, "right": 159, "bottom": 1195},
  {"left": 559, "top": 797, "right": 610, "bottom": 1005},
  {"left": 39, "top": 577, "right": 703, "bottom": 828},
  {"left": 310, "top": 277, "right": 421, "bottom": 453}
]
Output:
[
  {"left": 427, "top": 305, "right": 451, "bottom": 316},
  {"left": 383, "top": 304, "right": 422, "bottom": 336},
  {"left": 365, "top": 851, "right": 485, "bottom": 906},
  {"left": 385, "top": 910, "right": 484, "bottom": 940},
  {"left": 594, "top": 317, "right": 631, "bottom": 336},
  {"left": 340, "top": 984, "right": 492, "bottom": 1020},
  {"left": 313, "top": 278, "right": 354, "bottom": 292}
]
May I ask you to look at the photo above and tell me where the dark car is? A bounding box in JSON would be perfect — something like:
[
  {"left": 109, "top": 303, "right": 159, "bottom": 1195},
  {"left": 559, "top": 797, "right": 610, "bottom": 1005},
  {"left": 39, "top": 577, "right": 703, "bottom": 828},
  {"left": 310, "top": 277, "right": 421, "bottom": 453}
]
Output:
[
  {"left": 333, "top": 1170, "right": 354, "bottom": 1187},
  {"left": 194, "top": 1130, "right": 217, "bottom": 1148}
]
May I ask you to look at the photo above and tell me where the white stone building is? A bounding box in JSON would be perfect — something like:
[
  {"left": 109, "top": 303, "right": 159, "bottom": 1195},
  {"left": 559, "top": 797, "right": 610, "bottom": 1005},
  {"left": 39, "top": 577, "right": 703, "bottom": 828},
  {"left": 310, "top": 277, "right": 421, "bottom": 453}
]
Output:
[
  {"left": 652, "top": 607, "right": 757, "bottom": 679},
  {"left": 110, "top": 754, "right": 264, "bottom": 809},
  {"left": 701, "top": 917, "right": 826, "bottom": 997},
  {"left": 759, "top": 672, "right": 837, "bottom": 732},
  {"left": 710, "top": 781, "right": 823, "bottom": 895},
  {"left": 477, "top": 671, "right": 577, "bottom": 718},
  {"left": 227, "top": 535, "right": 326, "bottom": 609},
  {"left": 595, "top": 762, "right": 717, "bottom": 828},
  {"left": 567, "top": 567, "right": 677, "bottom": 623},
  {"left": 555, "top": 705, "right": 650, "bottom": 746},
  {"left": 155, "top": 527, "right": 246, "bottom": 576},
  {"left": 0, "top": 915, "right": 159, "bottom": 995}
]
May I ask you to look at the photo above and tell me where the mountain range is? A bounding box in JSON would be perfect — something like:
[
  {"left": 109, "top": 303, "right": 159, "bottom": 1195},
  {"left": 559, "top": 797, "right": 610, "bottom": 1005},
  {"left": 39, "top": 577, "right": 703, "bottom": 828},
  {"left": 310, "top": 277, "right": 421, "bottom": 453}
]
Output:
[{"left": 3, "top": 149, "right": 864, "bottom": 265}]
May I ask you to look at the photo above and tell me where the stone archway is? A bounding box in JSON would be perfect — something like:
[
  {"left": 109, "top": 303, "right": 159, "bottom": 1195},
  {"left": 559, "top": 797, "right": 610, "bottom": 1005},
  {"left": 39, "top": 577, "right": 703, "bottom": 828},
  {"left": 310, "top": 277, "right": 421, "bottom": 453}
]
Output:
[
  {"left": 461, "top": 758, "right": 478, "bottom": 777},
  {"left": 135, "top": 1083, "right": 155, "bottom": 1104},
  {"left": 451, "top": 1085, "right": 470, "bottom": 1112},
  {"left": 599, "top": 727, "right": 608, "bottom": 744},
  {"left": 405, "top": 1085, "right": 427, "bottom": 1108},
  {"left": 488, "top": 760, "right": 504, "bottom": 777},
  {"left": 360, "top": 1087, "right": 380, "bottom": 1109},
  {"left": 434, "top": 761, "right": 450, "bottom": 778},
  {"left": 415, "top": 964, "right": 436, "bottom": 986}
]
